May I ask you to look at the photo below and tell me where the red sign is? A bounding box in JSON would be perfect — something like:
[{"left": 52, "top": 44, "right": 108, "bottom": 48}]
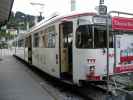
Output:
[
  {"left": 114, "top": 64, "right": 133, "bottom": 73},
  {"left": 120, "top": 56, "right": 133, "bottom": 62},
  {"left": 112, "top": 17, "right": 133, "bottom": 31}
]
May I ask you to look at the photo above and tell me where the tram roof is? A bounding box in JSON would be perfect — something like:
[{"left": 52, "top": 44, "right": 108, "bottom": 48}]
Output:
[{"left": 27, "top": 11, "right": 96, "bottom": 34}]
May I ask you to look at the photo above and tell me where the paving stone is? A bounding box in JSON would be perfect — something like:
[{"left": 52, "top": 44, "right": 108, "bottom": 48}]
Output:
[{"left": 0, "top": 56, "right": 54, "bottom": 100}]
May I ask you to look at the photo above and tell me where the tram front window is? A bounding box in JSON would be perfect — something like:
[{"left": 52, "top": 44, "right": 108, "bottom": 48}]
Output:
[
  {"left": 76, "top": 25, "right": 93, "bottom": 48},
  {"left": 76, "top": 25, "right": 112, "bottom": 48},
  {"left": 94, "top": 26, "right": 107, "bottom": 48}
]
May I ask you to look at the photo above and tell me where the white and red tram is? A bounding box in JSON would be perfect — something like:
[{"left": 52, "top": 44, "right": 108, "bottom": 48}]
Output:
[{"left": 14, "top": 11, "right": 133, "bottom": 85}]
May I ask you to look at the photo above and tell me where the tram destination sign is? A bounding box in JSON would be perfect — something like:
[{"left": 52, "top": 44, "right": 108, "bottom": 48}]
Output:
[
  {"left": 112, "top": 17, "right": 133, "bottom": 31},
  {"left": 93, "top": 16, "right": 106, "bottom": 25}
]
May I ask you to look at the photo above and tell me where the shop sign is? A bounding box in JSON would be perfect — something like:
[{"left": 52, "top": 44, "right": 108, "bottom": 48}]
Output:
[{"left": 112, "top": 17, "right": 133, "bottom": 31}]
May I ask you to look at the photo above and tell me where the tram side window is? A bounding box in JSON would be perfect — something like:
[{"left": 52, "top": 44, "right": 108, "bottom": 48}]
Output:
[
  {"left": 76, "top": 25, "right": 93, "bottom": 48},
  {"left": 41, "top": 29, "right": 48, "bottom": 48},
  {"left": 48, "top": 26, "right": 56, "bottom": 48},
  {"left": 94, "top": 28, "right": 113, "bottom": 48},
  {"left": 33, "top": 33, "right": 39, "bottom": 47},
  {"left": 48, "top": 33, "right": 56, "bottom": 48}
]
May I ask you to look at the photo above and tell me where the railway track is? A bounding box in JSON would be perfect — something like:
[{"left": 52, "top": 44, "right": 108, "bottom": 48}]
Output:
[
  {"left": 14, "top": 55, "right": 133, "bottom": 100},
  {"left": 27, "top": 67, "right": 109, "bottom": 100}
]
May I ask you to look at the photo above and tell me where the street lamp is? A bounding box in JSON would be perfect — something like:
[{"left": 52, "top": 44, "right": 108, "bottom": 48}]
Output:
[
  {"left": 98, "top": 0, "right": 107, "bottom": 15},
  {"left": 100, "top": 0, "right": 104, "bottom": 5},
  {"left": 71, "top": 0, "right": 76, "bottom": 11},
  {"left": 30, "top": 2, "right": 45, "bottom": 22}
]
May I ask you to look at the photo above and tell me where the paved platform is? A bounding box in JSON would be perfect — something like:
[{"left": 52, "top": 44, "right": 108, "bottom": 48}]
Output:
[{"left": 0, "top": 56, "right": 54, "bottom": 100}]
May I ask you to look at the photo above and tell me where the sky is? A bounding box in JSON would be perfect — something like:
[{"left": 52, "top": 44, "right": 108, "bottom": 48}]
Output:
[{"left": 12, "top": 0, "right": 133, "bottom": 18}]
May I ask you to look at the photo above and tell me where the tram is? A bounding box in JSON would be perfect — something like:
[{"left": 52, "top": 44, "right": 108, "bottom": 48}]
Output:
[{"left": 14, "top": 11, "right": 133, "bottom": 85}]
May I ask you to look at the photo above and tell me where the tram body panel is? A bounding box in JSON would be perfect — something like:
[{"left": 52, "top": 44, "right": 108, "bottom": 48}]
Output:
[
  {"left": 73, "top": 49, "right": 120, "bottom": 81},
  {"left": 32, "top": 48, "right": 60, "bottom": 78}
]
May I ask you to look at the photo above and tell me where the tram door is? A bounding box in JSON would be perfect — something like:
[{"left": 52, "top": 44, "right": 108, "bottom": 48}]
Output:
[
  {"left": 28, "top": 35, "right": 32, "bottom": 64},
  {"left": 59, "top": 22, "right": 73, "bottom": 80}
]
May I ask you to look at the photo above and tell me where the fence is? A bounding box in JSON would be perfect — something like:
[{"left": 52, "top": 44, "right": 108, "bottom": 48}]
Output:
[{"left": 0, "top": 48, "right": 15, "bottom": 56}]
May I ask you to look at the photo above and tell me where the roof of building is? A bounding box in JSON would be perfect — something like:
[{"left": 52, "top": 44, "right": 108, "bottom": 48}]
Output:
[{"left": 0, "top": 0, "right": 14, "bottom": 25}]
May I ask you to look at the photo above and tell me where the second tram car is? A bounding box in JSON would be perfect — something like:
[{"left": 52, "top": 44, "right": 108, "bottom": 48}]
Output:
[{"left": 14, "top": 11, "right": 133, "bottom": 85}]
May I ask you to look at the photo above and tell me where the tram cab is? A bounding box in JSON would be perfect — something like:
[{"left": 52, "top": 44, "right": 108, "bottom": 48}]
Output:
[
  {"left": 72, "top": 15, "right": 111, "bottom": 84},
  {"left": 71, "top": 15, "right": 133, "bottom": 84},
  {"left": 59, "top": 14, "right": 113, "bottom": 84}
]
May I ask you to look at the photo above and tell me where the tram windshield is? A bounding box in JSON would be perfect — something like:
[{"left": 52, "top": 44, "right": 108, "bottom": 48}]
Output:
[
  {"left": 76, "top": 24, "right": 113, "bottom": 48},
  {"left": 76, "top": 25, "right": 93, "bottom": 48}
]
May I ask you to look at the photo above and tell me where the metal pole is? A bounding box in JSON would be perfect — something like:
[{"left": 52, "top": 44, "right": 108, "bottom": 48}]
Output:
[
  {"left": 106, "top": 14, "right": 110, "bottom": 92},
  {"left": 0, "top": 28, "right": 1, "bottom": 57},
  {"left": 92, "top": 17, "right": 95, "bottom": 48},
  {"left": 92, "top": 25, "right": 95, "bottom": 48},
  {"left": 114, "top": 33, "right": 116, "bottom": 68}
]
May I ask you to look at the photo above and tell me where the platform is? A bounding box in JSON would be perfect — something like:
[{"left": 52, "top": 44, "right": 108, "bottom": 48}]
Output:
[{"left": 0, "top": 56, "right": 54, "bottom": 100}]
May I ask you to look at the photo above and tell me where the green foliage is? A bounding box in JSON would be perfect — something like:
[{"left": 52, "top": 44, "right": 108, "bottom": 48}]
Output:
[
  {"left": 0, "top": 42, "right": 8, "bottom": 49},
  {"left": 0, "top": 11, "right": 37, "bottom": 42},
  {"left": 7, "top": 11, "right": 35, "bottom": 30},
  {"left": 0, "top": 29, "right": 15, "bottom": 41},
  {"left": 0, "top": 29, "right": 6, "bottom": 37},
  {"left": 125, "top": 84, "right": 133, "bottom": 91}
]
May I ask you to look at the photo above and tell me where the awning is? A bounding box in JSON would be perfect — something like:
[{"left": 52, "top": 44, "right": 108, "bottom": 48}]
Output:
[{"left": 0, "top": 0, "right": 14, "bottom": 25}]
